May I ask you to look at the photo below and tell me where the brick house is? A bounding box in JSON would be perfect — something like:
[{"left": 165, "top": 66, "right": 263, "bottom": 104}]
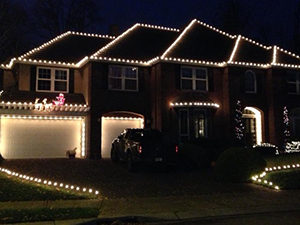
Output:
[{"left": 1, "top": 19, "right": 300, "bottom": 159}]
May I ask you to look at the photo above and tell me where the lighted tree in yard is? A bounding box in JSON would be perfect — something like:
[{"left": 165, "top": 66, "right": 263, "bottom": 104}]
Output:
[
  {"left": 235, "top": 100, "right": 244, "bottom": 140},
  {"left": 283, "top": 106, "right": 290, "bottom": 148}
]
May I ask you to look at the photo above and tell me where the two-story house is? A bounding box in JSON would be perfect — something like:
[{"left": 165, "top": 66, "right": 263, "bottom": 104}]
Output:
[{"left": 1, "top": 19, "right": 300, "bottom": 159}]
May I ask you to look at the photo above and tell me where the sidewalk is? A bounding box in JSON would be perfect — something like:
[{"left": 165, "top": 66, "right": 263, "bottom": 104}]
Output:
[{"left": 2, "top": 189, "right": 300, "bottom": 224}]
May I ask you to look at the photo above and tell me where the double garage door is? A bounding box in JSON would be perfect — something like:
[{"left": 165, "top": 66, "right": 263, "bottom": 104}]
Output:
[{"left": 0, "top": 117, "right": 82, "bottom": 159}]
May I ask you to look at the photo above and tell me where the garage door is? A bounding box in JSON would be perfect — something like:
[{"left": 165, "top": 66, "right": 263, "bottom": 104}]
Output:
[
  {"left": 0, "top": 116, "right": 83, "bottom": 159},
  {"left": 101, "top": 117, "right": 143, "bottom": 158}
]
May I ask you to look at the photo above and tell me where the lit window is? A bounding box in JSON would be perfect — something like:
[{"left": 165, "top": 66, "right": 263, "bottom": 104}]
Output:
[
  {"left": 194, "top": 110, "right": 206, "bottom": 138},
  {"left": 181, "top": 67, "right": 208, "bottom": 91},
  {"left": 287, "top": 71, "right": 300, "bottom": 94},
  {"left": 245, "top": 70, "right": 257, "bottom": 93},
  {"left": 36, "top": 67, "right": 69, "bottom": 92},
  {"left": 109, "top": 66, "right": 138, "bottom": 91}
]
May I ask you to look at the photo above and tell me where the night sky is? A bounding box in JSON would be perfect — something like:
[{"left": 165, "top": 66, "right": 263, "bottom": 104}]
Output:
[
  {"left": 94, "top": 0, "right": 298, "bottom": 51},
  {"left": 16, "top": 0, "right": 299, "bottom": 51}
]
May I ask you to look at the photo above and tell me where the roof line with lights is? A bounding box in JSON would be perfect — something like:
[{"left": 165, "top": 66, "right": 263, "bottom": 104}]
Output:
[
  {"left": 2, "top": 20, "right": 300, "bottom": 70},
  {"left": 0, "top": 101, "right": 90, "bottom": 112},
  {"left": 228, "top": 35, "right": 242, "bottom": 63},
  {"left": 161, "top": 19, "right": 197, "bottom": 59},
  {"left": 1, "top": 31, "right": 115, "bottom": 69},
  {"left": 91, "top": 23, "right": 180, "bottom": 59},
  {"left": 170, "top": 102, "right": 220, "bottom": 108}
]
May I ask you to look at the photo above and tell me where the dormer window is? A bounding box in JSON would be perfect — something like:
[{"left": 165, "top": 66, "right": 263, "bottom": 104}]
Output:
[
  {"left": 36, "top": 67, "right": 69, "bottom": 92},
  {"left": 181, "top": 66, "right": 208, "bottom": 91},
  {"left": 244, "top": 70, "right": 257, "bottom": 93}
]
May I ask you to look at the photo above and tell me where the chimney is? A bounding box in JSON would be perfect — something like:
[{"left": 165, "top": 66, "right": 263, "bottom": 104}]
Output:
[{"left": 109, "top": 24, "right": 119, "bottom": 37}]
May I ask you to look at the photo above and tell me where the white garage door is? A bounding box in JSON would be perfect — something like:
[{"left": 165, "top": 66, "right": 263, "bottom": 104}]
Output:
[
  {"left": 0, "top": 117, "right": 82, "bottom": 159},
  {"left": 101, "top": 117, "right": 143, "bottom": 158}
]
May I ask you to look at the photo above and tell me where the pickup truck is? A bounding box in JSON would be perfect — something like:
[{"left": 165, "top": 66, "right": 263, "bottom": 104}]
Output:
[{"left": 111, "top": 128, "right": 178, "bottom": 171}]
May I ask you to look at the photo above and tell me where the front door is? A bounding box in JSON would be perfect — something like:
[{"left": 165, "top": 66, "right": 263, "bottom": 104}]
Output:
[{"left": 243, "top": 117, "right": 256, "bottom": 147}]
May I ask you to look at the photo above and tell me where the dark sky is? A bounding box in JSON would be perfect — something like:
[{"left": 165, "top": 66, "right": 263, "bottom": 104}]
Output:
[
  {"left": 98, "top": 0, "right": 293, "bottom": 31},
  {"left": 17, "top": 0, "right": 299, "bottom": 51},
  {"left": 95, "top": 0, "right": 297, "bottom": 50}
]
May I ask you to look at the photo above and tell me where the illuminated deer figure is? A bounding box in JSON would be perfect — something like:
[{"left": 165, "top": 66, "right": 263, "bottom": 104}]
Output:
[
  {"left": 34, "top": 98, "right": 43, "bottom": 111},
  {"left": 42, "top": 98, "right": 53, "bottom": 112}
]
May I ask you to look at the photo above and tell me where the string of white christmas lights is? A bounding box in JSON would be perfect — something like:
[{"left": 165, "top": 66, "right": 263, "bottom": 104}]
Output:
[
  {"left": 170, "top": 102, "right": 220, "bottom": 108},
  {"left": 0, "top": 167, "right": 99, "bottom": 195},
  {"left": 252, "top": 163, "right": 300, "bottom": 190}
]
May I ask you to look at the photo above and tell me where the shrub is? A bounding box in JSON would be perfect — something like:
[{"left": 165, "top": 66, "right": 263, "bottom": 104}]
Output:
[
  {"left": 179, "top": 143, "right": 211, "bottom": 168},
  {"left": 214, "top": 147, "right": 266, "bottom": 182},
  {"left": 180, "top": 138, "right": 245, "bottom": 165}
]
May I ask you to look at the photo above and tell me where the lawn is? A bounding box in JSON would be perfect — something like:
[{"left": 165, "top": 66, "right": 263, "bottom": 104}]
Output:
[
  {"left": 0, "top": 173, "right": 94, "bottom": 201},
  {"left": 264, "top": 152, "right": 300, "bottom": 167},
  {"left": 0, "top": 208, "right": 99, "bottom": 224},
  {"left": 253, "top": 153, "right": 300, "bottom": 190},
  {"left": 0, "top": 172, "right": 100, "bottom": 223},
  {"left": 264, "top": 169, "right": 300, "bottom": 189}
]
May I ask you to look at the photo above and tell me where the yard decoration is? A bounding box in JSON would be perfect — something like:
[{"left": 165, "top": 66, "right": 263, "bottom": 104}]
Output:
[
  {"left": 235, "top": 100, "right": 244, "bottom": 140},
  {"left": 285, "top": 141, "right": 300, "bottom": 153},
  {"left": 34, "top": 93, "right": 65, "bottom": 112},
  {"left": 283, "top": 106, "right": 290, "bottom": 149},
  {"left": 52, "top": 93, "right": 65, "bottom": 106}
]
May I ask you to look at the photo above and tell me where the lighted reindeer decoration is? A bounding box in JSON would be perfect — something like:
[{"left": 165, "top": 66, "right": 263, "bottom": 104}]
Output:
[
  {"left": 42, "top": 98, "right": 53, "bottom": 112},
  {"left": 34, "top": 98, "right": 44, "bottom": 111}
]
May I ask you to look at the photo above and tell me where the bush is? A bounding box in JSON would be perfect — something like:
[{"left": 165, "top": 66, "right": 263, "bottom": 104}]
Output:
[
  {"left": 179, "top": 143, "right": 211, "bottom": 168},
  {"left": 214, "top": 147, "right": 266, "bottom": 182},
  {"left": 180, "top": 138, "right": 245, "bottom": 165}
]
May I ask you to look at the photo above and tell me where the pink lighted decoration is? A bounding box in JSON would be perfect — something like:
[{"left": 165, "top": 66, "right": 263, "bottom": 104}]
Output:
[{"left": 52, "top": 93, "right": 65, "bottom": 106}]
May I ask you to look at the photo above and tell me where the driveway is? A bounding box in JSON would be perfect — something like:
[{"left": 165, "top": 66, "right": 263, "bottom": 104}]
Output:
[{"left": 1, "top": 158, "right": 268, "bottom": 199}]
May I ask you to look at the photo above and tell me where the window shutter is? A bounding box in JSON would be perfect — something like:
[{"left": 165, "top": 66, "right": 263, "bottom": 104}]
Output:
[
  {"left": 0, "top": 69, "right": 3, "bottom": 90},
  {"left": 176, "top": 66, "right": 181, "bottom": 90},
  {"left": 69, "top": 69, "right": 74, "bottom": 93},
  {"left": 240, "top": 74, "right": 245, "bottom": 93},
  {"left": 256, "top": 73, "right": 263, "bottom": 94},
  {"left": 138, "top": 68, "right": 144, "bottom": 92},
  {"left": 208, "top": 69, "right": 214, "bottom": 92},
  {"left": 30, "top": 66, "right": 37, "bottom": 91}
]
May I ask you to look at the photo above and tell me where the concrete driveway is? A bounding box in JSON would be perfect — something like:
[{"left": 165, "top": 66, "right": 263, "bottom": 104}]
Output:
[{"left": 1, "top": 158, "right": 267, "bottom": 199}]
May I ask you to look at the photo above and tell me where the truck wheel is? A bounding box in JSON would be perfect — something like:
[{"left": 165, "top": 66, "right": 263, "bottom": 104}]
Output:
[
  {"left": 111, "top": 146, "right": 119, "bottom": 162},
  {"left": 127, "top": 152, "right": 137, "bottom": 172}
]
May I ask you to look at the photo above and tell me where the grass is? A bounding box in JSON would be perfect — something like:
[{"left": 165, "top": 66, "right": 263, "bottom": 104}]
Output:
[
  {"left": 264, "top": 169, "right": 300, "bottom": 189},
  {"left": 264, "top": 153, "right": 300, "bottom": 167},
  {"left": 0, "top": 207, "right": 99, "bottom": 224},
  {"left": 0, "top": 173, "right": 94, "bottom": 201},
  {"left": 258, "top": 153, "right": 300, "bottom": 190}
]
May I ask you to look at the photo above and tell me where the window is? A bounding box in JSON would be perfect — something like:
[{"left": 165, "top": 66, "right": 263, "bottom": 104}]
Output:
[
  {"left": 181, "top": 67, "right": 208, "bottom": 91},
  {"left": 244, "top": 70, "right": 256, "bottom": 93},
  {"left": 36, "top": 67, "right": 69, "bottom": 92},
  {"left": 109, "top": 66, "right": 138, "bottom": 91},
  {"left": 287, "top": 71, "right": 300, "bottom": 94},
  {"left": 194, "top": 110, "right": 206, "bottom": 138}
]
